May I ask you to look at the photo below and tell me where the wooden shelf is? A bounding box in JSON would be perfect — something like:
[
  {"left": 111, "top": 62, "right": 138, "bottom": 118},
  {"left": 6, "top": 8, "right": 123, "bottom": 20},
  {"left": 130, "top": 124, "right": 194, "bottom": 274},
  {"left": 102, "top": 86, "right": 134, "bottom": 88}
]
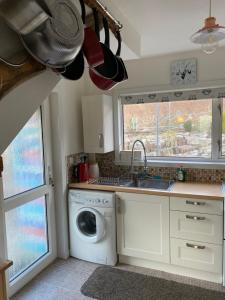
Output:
[
  {"left": 0, "top": 56, "right": 45, "bottom": 101},
  {"left": 0, "top": 259, "right": 13, "bottom": 300}
]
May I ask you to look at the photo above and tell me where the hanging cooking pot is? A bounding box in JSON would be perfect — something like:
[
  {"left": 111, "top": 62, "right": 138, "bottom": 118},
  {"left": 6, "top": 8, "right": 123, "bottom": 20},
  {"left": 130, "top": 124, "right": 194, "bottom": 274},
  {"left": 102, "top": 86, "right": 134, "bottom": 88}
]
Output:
[
  {"left": 112, "top": 31, "right": 128, "bottom": 82},
  {"left": 20, "top": 0, "right": 84, "bottom": 68},
  {"left": 90, "top": 15, "right": 118, "bottom": 79},
  {"left": 56, "top": 0, "right": 86, "bottom": 80},
  {"left": 0, "top": 0, "right": 49, "bottom": 35},
  {"left": 56, "top": 0, "right": 104, "bottom": 79},
  {"left": 0, "top": 17, "right": 29, "bottom": 67},
  {"left": 82, "top": 5, "right": 104, "bottom": 67},
  {"left": 89, "top": 29, "right": 128, "bottom": 90}
]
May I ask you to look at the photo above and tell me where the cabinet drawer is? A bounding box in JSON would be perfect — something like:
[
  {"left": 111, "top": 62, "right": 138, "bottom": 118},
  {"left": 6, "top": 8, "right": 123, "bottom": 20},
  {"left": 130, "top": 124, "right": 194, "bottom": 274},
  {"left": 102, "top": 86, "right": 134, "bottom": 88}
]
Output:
[
  {"left": 170, "top": 197, "right": 223, "bottom": 215},
  {"left": 170, "top": 211, "right": 223, "bottom": 244},
  {"left": 171, "top": 238, "right": 222, "bottom": 274}
]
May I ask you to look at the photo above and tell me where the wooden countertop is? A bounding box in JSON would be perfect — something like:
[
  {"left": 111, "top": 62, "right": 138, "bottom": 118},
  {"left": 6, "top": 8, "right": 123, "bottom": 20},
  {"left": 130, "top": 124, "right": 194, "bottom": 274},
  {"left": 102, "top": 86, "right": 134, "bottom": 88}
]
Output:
[{"left": 68, "top": 182, "right": 224, "bottom": 200}]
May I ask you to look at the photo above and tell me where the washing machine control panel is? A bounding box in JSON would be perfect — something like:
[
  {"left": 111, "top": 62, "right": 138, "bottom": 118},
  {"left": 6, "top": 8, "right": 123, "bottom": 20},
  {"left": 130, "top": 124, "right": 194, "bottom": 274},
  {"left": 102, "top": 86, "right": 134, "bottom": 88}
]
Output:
[
  {"left": 85, "top": 198, "right": 110, "bottom": 206},
  {"left": 69, "top": 190, "right": 115, "bottom": 208}
]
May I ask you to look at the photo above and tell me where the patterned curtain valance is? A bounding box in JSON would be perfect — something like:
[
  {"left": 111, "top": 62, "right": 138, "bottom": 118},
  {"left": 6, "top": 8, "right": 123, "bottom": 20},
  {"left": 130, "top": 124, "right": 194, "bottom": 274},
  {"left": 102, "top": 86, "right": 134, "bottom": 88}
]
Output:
[{"left": 120, "top": 87, "right": 225, "bottom": 105}]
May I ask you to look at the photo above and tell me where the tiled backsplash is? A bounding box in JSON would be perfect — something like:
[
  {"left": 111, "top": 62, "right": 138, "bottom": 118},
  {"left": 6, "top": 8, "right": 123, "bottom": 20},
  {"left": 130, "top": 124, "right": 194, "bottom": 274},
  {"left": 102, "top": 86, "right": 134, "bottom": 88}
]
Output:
[{"left": 67, "top": 151, "right": 225, "bottom": 183}]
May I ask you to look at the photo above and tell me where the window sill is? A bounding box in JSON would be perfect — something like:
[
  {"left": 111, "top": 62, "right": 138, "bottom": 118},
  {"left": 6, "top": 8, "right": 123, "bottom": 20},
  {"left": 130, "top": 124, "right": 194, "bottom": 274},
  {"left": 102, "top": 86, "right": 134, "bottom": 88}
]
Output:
[{"left": 114, "top": 159, "right": 225, "bottom": 169}]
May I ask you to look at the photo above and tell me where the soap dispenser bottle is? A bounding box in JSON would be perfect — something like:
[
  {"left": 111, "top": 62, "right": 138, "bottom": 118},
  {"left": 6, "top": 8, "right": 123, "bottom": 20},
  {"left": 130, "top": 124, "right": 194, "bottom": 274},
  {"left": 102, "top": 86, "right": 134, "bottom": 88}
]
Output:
[{"left": 176, "top": 166, "right": 186, "bottom": 182}]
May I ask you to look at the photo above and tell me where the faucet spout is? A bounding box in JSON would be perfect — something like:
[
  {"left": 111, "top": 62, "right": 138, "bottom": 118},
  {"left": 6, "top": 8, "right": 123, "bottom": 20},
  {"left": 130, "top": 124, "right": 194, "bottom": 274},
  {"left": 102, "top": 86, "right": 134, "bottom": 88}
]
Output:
[{"left": 130, "top": 139, "right": 148, "bottom": 176}]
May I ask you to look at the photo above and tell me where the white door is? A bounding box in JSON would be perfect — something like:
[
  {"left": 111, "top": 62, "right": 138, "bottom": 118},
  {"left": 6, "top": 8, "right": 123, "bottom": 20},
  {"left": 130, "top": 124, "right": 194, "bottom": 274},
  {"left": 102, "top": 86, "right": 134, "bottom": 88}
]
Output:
[
  {"left": 0, "top": 100, "right": 56, "bottom": 296},
  {"left": 116, "top": 192, "right": 170, "bottom": 263}
]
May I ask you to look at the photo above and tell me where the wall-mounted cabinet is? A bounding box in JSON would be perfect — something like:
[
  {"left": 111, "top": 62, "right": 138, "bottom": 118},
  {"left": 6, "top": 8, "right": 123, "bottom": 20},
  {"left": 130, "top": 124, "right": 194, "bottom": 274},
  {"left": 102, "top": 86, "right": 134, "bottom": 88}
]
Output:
[{"left": 82, "top": 95, "right": 114, "bottom": 153}]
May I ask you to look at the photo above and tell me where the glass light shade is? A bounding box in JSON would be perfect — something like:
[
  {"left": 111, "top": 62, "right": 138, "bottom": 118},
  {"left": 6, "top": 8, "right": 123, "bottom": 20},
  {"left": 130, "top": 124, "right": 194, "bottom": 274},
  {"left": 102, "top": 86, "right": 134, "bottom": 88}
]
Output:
[
  {"left": 191, "top": 27, "right": 225, "bottom": 44},
  {"left": 201, "top": 33, "right": 218, "bottom": 54},
  {"left": 190, "top": 17, "right": 225, "bottom": 54}
]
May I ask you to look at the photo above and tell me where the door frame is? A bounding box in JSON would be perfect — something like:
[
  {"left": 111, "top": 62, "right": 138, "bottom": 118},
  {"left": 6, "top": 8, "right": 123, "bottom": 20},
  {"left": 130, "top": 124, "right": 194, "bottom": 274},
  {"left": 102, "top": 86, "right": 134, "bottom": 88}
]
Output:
[{"left": 0, "top": 99, "right": 57, "bottom": 297}]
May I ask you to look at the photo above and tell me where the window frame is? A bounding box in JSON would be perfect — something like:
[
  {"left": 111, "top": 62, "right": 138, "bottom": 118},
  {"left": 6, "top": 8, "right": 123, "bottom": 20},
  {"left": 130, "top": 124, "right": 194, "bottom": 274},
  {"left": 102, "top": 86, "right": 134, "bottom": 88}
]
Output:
[{"left": 114, "top": 91, "right": 225, "bottom": 169}]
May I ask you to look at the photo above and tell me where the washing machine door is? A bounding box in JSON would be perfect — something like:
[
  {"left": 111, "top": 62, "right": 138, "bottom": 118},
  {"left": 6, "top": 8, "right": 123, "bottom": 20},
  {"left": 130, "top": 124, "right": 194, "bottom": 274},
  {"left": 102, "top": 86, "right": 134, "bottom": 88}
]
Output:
[{"left": 75, "top": 207, "right": 105, "bottom": 243}]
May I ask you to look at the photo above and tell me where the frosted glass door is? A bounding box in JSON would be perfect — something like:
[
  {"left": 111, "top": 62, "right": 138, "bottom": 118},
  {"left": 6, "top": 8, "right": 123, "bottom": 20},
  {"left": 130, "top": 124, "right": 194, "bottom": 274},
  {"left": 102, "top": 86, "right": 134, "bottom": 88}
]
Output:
[
  {"left": 1, "top": 103, "right": 56, "bottom": 294},
  {"left": 5, "top": 197, "right": 48, "bottom": 281}
]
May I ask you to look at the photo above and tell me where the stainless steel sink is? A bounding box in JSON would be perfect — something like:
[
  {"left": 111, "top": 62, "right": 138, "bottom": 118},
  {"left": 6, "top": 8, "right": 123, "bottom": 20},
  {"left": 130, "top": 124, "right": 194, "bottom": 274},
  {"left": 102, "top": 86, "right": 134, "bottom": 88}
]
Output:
[
  {"left": 119, "top": 178, "right": 174, "bottom": 191},
  {"left": 89, "top": 177, "right": 174, "bottom": 191}
]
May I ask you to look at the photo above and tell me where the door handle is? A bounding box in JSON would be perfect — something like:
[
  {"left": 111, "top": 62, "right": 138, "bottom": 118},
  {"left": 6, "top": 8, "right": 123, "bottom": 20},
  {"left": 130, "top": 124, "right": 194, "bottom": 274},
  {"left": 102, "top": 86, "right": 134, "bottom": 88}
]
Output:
[
  {"left": 116, "top": 196, "right": 122, "bottom": 214},
  {"left": 185, "top": 215, "right": 206, "bottom": 221},
  {"left": 186, "top": 243, "right": 205, "bottom": 250},
  {"left": 186, "top": 200, "right": 205, "bottom": 206},
  {"left": 98, "top": 134, "right": 104, "bottom": 148}
]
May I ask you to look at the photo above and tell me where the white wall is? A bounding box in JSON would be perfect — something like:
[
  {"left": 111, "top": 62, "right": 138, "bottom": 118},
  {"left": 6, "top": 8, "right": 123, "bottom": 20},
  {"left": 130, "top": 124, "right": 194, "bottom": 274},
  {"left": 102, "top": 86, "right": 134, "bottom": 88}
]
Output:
[
  {"left": 50, "top": 78, "right": 84, "bottom": 258},
  {"left": 0, "top": 70, "right": 59, "bottom": 155},
  {"left": 83, "top": 48, "right": 225, "bottom": 95}
]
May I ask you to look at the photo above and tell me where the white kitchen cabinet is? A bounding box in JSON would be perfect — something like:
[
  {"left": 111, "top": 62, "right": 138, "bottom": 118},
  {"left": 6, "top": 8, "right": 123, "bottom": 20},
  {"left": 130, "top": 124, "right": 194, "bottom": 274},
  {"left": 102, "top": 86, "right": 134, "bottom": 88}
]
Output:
[
  {"left": 116, "top": 192, "right": 170, "bottom": 263},
  {"left": 171, "top": 238, "right": 222, "bottom": 274},
  {"left": 82, "top": 94, "right": 114, "bottom": 153},
  {"left": 170, "top": 196, "right": 223, "bottom": 279}
]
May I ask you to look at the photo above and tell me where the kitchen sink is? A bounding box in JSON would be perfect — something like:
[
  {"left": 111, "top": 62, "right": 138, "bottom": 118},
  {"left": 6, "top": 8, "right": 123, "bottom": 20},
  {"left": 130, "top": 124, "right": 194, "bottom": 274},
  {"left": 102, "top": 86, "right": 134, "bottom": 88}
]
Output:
[
  {"left": 122, "top": 178, "right": 174, "bottom": 191},
  {"left": 90, "top": 177, "right": 174, "bottom": 191}
]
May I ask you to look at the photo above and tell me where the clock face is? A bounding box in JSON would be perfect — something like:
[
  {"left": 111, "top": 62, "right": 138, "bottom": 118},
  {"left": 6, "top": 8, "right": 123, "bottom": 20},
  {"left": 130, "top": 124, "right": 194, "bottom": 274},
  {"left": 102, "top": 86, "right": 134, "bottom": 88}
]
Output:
[{"left": 171, "top": 58, "right": 197, "bottom": 86}]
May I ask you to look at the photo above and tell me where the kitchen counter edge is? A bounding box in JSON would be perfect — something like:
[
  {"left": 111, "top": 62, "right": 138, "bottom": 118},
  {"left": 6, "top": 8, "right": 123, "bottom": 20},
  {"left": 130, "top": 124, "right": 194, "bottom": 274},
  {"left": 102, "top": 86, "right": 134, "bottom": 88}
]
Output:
[{"left": 68, "top": 182, "right": 224, "bottom": 201}]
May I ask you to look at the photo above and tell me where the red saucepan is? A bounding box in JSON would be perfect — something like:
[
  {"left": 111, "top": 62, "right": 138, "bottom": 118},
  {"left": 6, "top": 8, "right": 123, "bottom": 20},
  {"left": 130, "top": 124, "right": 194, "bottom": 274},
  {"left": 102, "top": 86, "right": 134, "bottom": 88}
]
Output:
[
  {"left": 82, "top": 3, "right": 104, "bottom": 67},
  {"left": 91, "top": 14, "right": 118, "bottom": 79},
  {"left": 89, "top": 28, "right": 128, "bottom": 90}
]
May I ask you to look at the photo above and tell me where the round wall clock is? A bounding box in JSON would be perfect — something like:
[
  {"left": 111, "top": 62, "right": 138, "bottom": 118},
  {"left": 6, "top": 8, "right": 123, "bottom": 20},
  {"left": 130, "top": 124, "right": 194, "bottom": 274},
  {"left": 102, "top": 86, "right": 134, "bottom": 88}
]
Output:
[{"left": 170, "top": 58, "right": 197, "bottom": 86}]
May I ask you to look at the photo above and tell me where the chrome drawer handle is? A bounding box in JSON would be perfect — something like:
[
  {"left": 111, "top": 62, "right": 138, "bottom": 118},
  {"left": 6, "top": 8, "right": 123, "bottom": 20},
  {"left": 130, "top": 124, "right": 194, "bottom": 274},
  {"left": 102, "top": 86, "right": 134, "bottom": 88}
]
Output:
[
  {"left": 185, "top": 215, "right": 206, "bottom": 221},
  {"left": 186, "top": 243, "right": 205, "bottom": 250},
  {"left": 186, "top": 200, "right": 206, "bottom": 206}
]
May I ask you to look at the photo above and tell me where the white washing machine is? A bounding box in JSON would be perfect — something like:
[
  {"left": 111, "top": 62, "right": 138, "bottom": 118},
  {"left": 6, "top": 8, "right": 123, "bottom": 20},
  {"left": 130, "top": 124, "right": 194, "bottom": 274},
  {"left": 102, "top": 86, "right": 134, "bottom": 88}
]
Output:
[{"left": 68, "top": 189, "right": 117, "bottom": 266}]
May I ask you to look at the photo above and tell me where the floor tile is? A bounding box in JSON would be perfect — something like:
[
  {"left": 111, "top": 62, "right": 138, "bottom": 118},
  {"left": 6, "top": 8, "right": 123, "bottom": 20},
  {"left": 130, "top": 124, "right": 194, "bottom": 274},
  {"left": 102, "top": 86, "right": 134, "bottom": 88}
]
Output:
[{"left": 10, "top": 257, "right": 225, "bottom": 299}]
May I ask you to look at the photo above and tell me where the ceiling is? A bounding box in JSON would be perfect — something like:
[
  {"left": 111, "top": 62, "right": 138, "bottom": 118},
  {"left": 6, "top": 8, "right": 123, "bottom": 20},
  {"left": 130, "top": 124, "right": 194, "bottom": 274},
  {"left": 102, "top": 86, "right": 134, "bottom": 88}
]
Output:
[{"left": 101, "top": 0, "right": 225, "bottom": 58}]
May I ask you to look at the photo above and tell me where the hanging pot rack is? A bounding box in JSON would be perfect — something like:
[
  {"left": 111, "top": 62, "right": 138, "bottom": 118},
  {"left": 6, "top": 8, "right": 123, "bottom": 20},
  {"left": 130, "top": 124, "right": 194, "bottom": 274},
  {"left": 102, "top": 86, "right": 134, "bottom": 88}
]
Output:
[
  {"left": 0, "top": 0, "right": 123, "bottom": 101},
  {"left": 84, "top": 0, "right": 123, "bottom": 35}
]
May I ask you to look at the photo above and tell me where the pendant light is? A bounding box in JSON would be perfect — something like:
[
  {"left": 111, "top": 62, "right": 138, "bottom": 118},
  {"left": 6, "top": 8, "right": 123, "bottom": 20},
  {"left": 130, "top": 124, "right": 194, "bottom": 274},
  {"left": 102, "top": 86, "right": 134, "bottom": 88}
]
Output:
[{"left": 190, "top": 0, "right": 225, "bottom": 54}]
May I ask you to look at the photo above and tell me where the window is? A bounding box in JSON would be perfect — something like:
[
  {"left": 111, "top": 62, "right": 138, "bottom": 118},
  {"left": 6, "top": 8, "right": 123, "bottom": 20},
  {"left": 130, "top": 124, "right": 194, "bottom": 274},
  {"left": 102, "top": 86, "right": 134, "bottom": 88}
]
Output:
[
  {"left": 123, "top": 99, "right": 212, "bottom": 158},
  {"left": 118, "top": 96, "right": 224, "bottom": 165}
]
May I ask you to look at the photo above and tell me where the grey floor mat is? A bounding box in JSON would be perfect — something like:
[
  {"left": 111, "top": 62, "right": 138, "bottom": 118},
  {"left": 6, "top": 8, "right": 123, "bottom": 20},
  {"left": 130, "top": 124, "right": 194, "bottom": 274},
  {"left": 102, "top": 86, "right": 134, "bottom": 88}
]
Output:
[{"left": 81, "top": 266, "right": 225, "bottom": 300}]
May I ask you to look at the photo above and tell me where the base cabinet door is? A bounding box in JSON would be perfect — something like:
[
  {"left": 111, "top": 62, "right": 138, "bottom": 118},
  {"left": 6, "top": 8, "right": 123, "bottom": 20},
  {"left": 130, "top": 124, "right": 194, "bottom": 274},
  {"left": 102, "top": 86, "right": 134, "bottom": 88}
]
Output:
[{"left": 116, "top": 192, "right": 170, "bottom": 263}]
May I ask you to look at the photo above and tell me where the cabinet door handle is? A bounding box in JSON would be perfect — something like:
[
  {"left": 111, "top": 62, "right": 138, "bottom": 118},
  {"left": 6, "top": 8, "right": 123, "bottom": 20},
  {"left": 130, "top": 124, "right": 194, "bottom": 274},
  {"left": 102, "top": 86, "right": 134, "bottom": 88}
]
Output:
[
  {"left": 185, "top": 215, "right": 206, "bottom": 221},
  {"left": 98, "top": 134, "right": 104, "bottom": 148},
  {"left": 116, "top": 196, "right": 122, "bottom": 214},
  {"left": 186, "top": 200, "right": 206, "bottom": 206},
  {"left": 186, "top": 243, "right": 205, "bottom": 250}
]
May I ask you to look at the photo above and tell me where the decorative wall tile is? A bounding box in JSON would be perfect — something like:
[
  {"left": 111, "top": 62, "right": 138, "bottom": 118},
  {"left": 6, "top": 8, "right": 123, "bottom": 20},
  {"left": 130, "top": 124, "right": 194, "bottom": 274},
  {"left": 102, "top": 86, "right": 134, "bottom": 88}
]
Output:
[{"left": 67, "top": 152, "right": 225, "bottom": 184}]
